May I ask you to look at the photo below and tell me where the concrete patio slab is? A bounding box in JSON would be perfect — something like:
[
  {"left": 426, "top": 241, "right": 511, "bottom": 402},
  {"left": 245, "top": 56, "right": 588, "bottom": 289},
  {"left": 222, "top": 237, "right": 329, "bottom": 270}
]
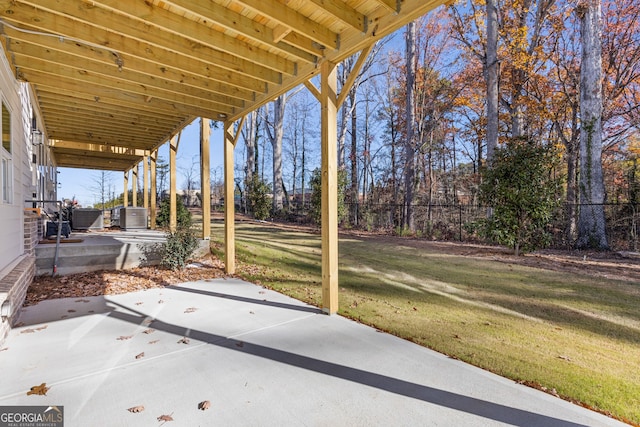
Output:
[
  {"left": 35, "top": 229, "right": 167, "bottom": 276},
  {"left": 0, "top": 279, "right": 626, "bottom": 426}
]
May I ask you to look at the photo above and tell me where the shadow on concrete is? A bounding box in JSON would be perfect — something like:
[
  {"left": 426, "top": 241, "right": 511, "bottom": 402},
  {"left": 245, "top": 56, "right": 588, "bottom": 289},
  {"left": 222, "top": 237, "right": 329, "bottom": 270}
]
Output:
[
  {"left": 104, "top": 302, "right": 589, "bottom": 427},
  {"left": 167, "top": 283, "right": 323, "bottom": 314}
]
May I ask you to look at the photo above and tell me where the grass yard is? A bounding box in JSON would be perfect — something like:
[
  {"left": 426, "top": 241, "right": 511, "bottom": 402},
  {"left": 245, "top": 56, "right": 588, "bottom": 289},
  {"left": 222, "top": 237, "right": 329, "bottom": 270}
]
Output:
[{"left": 208, "top": 219, "right": 640, "bottom": 425}]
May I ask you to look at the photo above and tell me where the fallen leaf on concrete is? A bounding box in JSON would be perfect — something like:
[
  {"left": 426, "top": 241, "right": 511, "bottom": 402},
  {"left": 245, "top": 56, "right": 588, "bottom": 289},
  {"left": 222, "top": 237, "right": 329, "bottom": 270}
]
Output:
[
  {"left": 67, "top": 309, "right": 76, "bottom": 313},
  {"left": 184, "top": 307, "right": 198, "bottom": 313},
  {"left": 177, "top": 337, "right": 190, "bottom": 345},
  {"left": 0, "top": 347, "right": 8, "bottom": 352},
  {"left": 198, "top": 400, "right": 211, "bottom": 411},
  {"left": 157, "top": 413, "right": 174, "bottom": 424},
  {"left": 127, "top": 405, "right": 145, "bottom": 413},
  {"left": 158, "top": 300, "right": 164, "bottom": 304},
  {"left": 249, "top": 310, "right": 255, "bottom": 314},
  {"left": 21, "top": 325, "right": 48, "bottom": 334},
  {"left": 27, "top": 383, "right": 49, "bottom": 396},
  {"left": 148, "top": 340, "right": 160, "bottom": 345},
  {"left": 14, "top": 322, "right": 25, "bottom": 327},
  {"left": 75, "top": 299, "right": 90, "bottom": 303},
  {"left": 135, "top": 302, "right": 144, "bottom": 306},
  {"left": 143, "top": 328, "right": 155, "bottom": 334},
  {"left": 135, "top": 352, "right": 145, "bottom": 359},
  {"left": 117, "top": 335, "right": 133, "bottom": 341}
]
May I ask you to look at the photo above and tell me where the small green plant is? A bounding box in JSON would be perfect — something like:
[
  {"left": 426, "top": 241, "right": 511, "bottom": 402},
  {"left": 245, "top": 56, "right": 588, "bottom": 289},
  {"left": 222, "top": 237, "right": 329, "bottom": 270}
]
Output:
[
  {"left": 161, "top": 225, "right": 198, "bottom": 270},
  {"left": 246, "top": 175, "right": 272, "bottom": 220}
]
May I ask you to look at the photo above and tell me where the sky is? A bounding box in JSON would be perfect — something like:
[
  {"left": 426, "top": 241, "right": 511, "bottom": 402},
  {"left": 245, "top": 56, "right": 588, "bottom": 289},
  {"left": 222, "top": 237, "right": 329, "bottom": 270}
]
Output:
[{"left": 57, "top": 119, "right": 226, "bottom": 207}]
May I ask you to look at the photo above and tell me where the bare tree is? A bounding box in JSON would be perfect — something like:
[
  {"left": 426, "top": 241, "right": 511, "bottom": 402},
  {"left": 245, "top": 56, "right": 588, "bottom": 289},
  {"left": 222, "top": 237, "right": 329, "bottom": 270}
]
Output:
[
  {"left": 576, "top": 0, "right": 609, "bottom": 249},
  {"left": 403, "top": 21, "right": 417, "bottom": 232},
  {"left": 91, "top": 170, "right": 113, "bottom": 214},
  {"left": 485, "top": 0, "right": 499, "bottom": 163},
  {"left": 265, "top": 95, "right": 287, "bottom": 212},
  {"left": 180, "top": 155, "right": 199, "bottom": 207}
]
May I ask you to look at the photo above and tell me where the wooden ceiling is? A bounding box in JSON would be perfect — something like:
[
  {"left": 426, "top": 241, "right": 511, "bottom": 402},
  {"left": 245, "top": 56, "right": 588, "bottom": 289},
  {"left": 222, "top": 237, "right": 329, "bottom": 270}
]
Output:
[{"left": 0, "top": 0, "right": 446, "bottom": 171}]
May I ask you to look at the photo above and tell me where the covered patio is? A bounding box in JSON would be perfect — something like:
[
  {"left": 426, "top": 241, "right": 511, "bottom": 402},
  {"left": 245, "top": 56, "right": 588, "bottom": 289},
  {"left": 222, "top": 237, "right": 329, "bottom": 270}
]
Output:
[{"left": 1, "top": 0, "right": 449, "bottom": 314}]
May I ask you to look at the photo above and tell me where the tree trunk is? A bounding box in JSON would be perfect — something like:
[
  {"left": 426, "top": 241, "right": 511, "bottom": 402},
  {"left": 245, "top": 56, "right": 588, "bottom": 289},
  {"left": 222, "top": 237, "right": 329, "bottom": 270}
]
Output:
[
  {"left": 576, "top": 0, "right": 608, "bottom": 250},
  {"left": 269, "top": 95, "right": 286, "bottom": 212},
  {"left": 244, "top": 110, "right": 258, "bottom": 213},
  {"left": 485, "top": 0, "right": 499, "bottom": 164},
  {"left": 404, "top": 21, "right": 417, "bottom": 232},
  {"left": 349, "top": 92, "right": 359, "bottom": 226}
]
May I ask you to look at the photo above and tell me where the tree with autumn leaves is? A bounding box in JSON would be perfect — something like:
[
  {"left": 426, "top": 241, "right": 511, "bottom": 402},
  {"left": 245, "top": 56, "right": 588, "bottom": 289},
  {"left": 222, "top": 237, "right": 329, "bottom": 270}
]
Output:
[
  {"left": 445, "top": 0, "right": 640, "bottom": 250},
  {"left": 234, "top": 0, "right": 639, "bottom": 251}
]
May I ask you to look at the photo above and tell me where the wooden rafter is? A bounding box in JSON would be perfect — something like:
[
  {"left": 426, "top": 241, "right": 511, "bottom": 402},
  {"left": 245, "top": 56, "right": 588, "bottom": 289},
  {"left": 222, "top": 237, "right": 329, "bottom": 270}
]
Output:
[{"left": 0, "top": 0, "right": 446, "bottom": 170}]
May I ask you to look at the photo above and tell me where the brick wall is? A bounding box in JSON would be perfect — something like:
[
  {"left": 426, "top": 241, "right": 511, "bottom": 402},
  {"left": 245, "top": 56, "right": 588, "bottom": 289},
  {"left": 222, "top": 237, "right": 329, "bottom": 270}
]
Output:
[{"left": 0, "top": 215, "right": 38, "bottom": 345}]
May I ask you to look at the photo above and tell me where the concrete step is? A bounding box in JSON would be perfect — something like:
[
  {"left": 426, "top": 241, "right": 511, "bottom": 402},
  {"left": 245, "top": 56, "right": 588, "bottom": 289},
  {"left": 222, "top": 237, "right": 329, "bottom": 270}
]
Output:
[{"left": 35, "top": 230, "right": 166, "bottom": 276}]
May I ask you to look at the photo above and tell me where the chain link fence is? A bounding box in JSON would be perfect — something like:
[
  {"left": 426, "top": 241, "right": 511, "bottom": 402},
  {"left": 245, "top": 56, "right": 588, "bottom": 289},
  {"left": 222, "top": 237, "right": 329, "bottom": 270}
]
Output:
[{"left": 339, "top": 202, "right": 640, "bottom": 252}]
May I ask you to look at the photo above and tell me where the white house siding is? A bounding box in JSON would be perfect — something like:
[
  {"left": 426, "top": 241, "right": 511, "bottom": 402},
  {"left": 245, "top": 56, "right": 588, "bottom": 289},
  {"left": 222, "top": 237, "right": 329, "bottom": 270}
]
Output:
[
  {"left": 0, "top": 48, "right": 27, "bottom": 272},
  {"left": 0, "top": 43, "right": 45, "bottom": 343}
]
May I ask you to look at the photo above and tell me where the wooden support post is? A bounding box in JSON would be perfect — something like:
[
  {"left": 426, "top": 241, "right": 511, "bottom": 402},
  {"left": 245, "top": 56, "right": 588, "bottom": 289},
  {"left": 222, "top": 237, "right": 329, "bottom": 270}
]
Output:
[
  {"left": 169, "top": 136, "right": 178, "bottom": 233},
  {"left": 201, "top": 118, "right": 211, "bottom": 240},
  {"left": 123, "top": 170, "right": 129, "bottom": 207},
  {"left": 143, "top": 154, "right": 149, "bottom": 209},
  {"left": 150, "top": 150, "right": 157, "bottom": 230},
  {"left": 224, "top": 121, "right": 236, "bottom": 274},
  {"left": 321, "top": 60, "right": 339, "bottom": 315},
  {"left": 132, "top": 165, "right": 138, "bottom": 207}
]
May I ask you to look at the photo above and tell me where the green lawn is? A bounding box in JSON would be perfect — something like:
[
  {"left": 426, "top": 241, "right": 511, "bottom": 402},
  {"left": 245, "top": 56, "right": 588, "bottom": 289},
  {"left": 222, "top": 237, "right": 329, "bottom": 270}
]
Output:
[{"left": 208, "top": 220, "right": 640, "bottom": 424}]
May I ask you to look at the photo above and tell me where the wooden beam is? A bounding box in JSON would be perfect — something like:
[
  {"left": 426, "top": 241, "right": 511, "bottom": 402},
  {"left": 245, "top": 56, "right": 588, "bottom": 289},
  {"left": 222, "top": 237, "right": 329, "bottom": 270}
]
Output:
[
  {"left": 123, "top": 170, "right": 129, "bottom": 207},
  {"left": 304, "top": 80, "right": 321, "bottom": 102},
  {"left": 337, "top": 44, "right": 375, "bottom": 109},
  {"left": 320, "top": 60, "right": 339, "bottom": 315},
  {"left": 132, "top": 164, "right": 138, "bottom": 207},
  {"left": 224, "top": 120, "right": 236, "bottom": 274},
  {"left": 1, "top": 1, "right": 287, "bottom": 82},
  {"left": 9, "top": 43, "right": 246, "bottom": 108},
  {"left": 89, "top": 0, "right": 298, "bottom": 74},
  {"left": 49, "top": 140, "right": 148, "bottom": 156},
  {"left": 159, "top": 0, "right": 316, "bottom": 63},
  {"left": 307, "top": 0, "right": 367, "bottom": 32},
  {"left": 228, "top": 0, "right": 447, "bottom": 122},
  {"left": 233, "top": 0, "right": 338, "bottom": 49},
  {"left": 17, "top": 64, "right": 237, "bottom": 116},
  {"left": 200, "top": 118, "right": 211, "bottom": 240},
  {"left": 373, "top": 0, "right": 399, "bottom": 14},
  {"left": 25, "top": 70, "right": 214, "bottom": 118},
  {"left": 150, "top": 149, "right": 157, "bottom": 230},
  {"left": 273, "top": 25, "right": 292, "bottom": 43},
  {"left": 169, "top": 135, "right": 178, "bottom": 232},
  {"left": 143, "top": 154, "right": 149, "bottom": 211}
]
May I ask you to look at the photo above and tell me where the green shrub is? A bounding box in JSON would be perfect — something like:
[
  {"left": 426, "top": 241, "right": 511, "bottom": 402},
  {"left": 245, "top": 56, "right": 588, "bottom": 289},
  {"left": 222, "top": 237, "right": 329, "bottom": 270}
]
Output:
[
  {"left": 479, "top": 138, "right": 562, "bottom": 255},
  {"left": 161, "top": 225, "right": 198, "bottom": 270},
  {"left": 309, "top": 168, "right": 348, "bottom": 225},
  {"left": 246, "top": 175, "right": 272, "bottom": 220},
  {"left": 156, "top": 197, "right": 192, "bottom": 228}
]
